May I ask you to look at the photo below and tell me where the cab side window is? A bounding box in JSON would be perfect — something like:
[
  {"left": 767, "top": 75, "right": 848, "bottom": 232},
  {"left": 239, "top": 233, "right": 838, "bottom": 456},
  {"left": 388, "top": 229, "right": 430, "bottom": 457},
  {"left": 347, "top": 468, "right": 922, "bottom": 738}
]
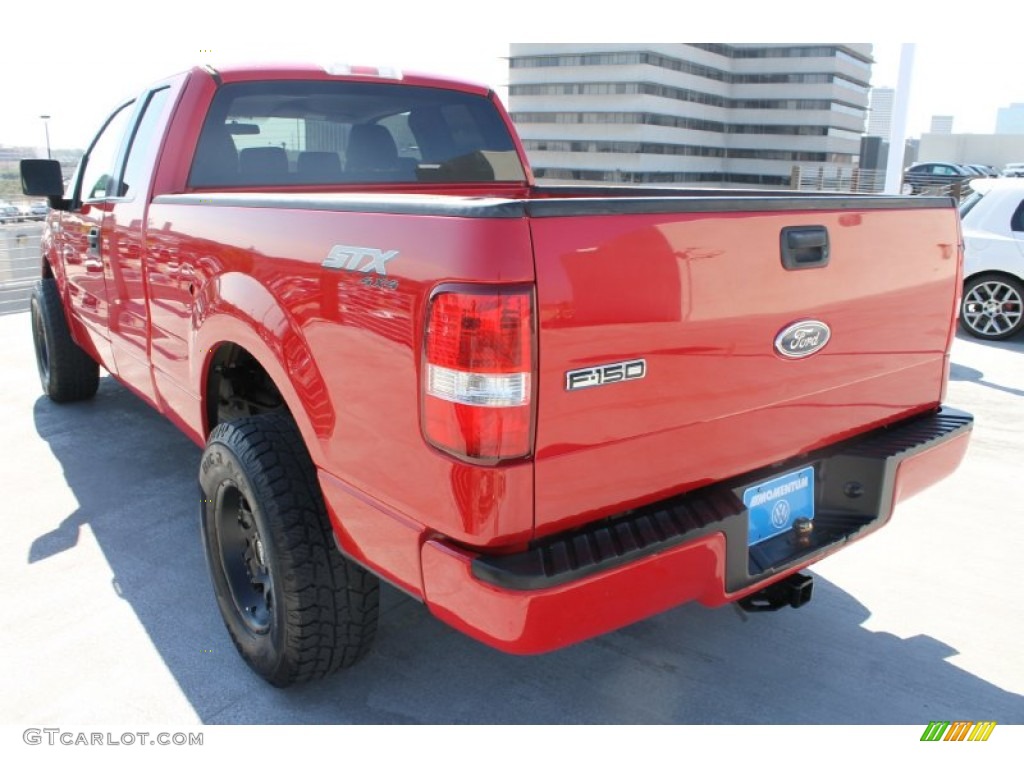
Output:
[
  {"left": 77, "top": 102, "right": 135, "bottom": 202},
  {"left": 120, "top": 88, "right": 172, "bottom": 199}
]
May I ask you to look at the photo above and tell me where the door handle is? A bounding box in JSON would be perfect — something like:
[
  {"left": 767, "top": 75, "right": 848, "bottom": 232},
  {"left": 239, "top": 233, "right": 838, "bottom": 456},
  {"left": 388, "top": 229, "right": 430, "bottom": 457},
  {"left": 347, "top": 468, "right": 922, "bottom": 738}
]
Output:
[
  {"left": 180, "top": 263, "right": 197, "bottom": 297},
  {"left": 87, "top": 226, "right": 101, "bottom": 254},
  {"left": 780, "top": 226, "right": 830, "bottom": 270}
]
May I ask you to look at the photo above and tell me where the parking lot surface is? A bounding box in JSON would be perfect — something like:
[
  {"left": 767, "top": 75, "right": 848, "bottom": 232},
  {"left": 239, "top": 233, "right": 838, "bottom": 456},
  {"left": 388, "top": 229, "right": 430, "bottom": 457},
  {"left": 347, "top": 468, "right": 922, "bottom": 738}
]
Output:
[
  {"left": 1, "top": 309, "right": 1022, "bottom": 725},
  {"left": 0, "top": 223, "right": 41, "bottom": 314}
]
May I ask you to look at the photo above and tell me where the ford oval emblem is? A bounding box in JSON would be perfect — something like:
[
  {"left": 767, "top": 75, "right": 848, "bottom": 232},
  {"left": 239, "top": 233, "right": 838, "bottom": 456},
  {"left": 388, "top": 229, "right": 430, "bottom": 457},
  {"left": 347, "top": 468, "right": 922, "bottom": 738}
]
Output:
[{"left": 774, "top": 320, "right": 831, "bottom": 359}]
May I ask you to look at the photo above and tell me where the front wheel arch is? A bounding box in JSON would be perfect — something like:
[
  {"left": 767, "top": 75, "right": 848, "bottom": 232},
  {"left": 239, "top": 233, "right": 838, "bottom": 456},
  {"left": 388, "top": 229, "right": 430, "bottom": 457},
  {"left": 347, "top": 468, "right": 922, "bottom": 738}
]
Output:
[{"left": 29, "top": 278, "right": 99, "bottom": 402}]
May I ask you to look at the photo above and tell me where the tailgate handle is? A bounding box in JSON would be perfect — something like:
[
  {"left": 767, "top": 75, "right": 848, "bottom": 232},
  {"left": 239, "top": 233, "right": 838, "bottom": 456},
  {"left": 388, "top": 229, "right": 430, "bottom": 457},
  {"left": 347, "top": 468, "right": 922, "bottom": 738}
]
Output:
[{"left": 781, "top": 226, "right": 829, "bottom": 270}]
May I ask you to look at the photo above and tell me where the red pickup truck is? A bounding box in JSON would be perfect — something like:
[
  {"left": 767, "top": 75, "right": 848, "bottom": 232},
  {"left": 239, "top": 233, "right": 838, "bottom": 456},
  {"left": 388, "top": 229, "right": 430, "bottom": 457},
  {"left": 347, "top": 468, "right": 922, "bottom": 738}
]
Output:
[{"left": 22, "top": 63, "right": 973, "bottom": 687}]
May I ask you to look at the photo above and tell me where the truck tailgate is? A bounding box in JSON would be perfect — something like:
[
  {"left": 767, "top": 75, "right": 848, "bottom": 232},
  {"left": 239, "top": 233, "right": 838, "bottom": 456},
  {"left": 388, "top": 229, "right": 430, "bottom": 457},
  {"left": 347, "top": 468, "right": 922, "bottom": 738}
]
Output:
[{"left": 529, "top": 199, "right": 960, "bottom": 537}]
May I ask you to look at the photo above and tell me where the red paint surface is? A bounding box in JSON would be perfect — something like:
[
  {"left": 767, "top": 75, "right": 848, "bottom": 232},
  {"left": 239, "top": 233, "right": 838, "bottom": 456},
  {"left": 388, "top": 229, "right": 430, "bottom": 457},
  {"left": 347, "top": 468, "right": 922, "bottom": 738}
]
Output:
[{"left": 42, "top": 64, "right": 970, "bottom": 652}]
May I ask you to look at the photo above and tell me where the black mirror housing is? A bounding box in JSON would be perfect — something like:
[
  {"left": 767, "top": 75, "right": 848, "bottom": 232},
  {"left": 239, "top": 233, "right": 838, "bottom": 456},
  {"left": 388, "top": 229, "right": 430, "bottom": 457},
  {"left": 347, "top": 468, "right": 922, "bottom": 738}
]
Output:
[{"left": 20, "top": 159, "right": 66, "bottom": 203}]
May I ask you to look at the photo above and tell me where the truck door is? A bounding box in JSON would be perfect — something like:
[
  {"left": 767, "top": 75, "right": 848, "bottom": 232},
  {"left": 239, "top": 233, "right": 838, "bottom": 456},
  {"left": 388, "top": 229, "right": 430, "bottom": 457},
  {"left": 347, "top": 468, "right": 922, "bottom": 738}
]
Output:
[
  {"left": 63, "top": 87, "right": 177, "bottom": 406},
  {"left": 61, "top": 101, "right": 136, "bottom": 375},
  {"left": 103, "top": 87, "right": 175, "bottom": 406}
]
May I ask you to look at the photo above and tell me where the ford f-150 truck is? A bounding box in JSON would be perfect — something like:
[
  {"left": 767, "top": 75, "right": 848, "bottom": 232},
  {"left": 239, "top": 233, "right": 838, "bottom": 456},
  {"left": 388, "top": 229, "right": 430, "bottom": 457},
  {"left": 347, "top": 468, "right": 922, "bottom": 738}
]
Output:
[{"left": 22, "top": 63, "right": 973, "bottom": 687}]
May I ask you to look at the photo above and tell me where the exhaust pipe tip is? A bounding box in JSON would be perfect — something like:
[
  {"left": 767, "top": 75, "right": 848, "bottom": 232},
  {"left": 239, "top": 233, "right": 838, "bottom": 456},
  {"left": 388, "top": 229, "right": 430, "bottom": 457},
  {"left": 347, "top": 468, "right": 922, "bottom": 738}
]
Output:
[{"left": 738, "top": 572, "right": 814, "bottom": 613}]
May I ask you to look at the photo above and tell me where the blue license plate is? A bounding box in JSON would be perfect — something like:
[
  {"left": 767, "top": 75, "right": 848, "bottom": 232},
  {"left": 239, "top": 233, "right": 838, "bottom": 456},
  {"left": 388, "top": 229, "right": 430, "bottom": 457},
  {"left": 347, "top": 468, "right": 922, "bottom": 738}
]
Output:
[{"left": 743, "top": 466, "right": 815, "bottom": 546}]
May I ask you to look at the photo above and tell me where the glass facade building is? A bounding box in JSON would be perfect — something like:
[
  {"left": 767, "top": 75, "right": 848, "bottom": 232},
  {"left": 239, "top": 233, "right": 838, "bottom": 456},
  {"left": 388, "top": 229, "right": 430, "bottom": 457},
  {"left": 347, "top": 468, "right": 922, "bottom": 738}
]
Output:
[{"left": 508, "top": 44, "right": 873, "bottom": 188}]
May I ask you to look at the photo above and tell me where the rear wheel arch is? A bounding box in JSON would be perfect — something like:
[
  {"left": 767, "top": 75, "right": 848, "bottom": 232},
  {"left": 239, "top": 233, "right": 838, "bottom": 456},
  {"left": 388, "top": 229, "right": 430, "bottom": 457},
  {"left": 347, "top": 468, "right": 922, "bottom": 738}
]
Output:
[
  {"left": 197, "top": 340, "right": 378, "bottom": 686},
  {"left": 193, "top": 274, "right": 337, "bottom": 451},
  {"left": 964, "top": 268, "right": 1024, "bottom": 285},
  {"left": 203, "top": 342, "right": 287, "bottom": 434}
]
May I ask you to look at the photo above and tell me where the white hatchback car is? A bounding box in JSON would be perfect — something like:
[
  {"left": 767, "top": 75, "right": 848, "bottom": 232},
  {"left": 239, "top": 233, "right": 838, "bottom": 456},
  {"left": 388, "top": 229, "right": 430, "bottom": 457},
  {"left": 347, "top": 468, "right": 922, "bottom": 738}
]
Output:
[{"left": 959, "top": 179, "right": 1024, "bottom": 340}]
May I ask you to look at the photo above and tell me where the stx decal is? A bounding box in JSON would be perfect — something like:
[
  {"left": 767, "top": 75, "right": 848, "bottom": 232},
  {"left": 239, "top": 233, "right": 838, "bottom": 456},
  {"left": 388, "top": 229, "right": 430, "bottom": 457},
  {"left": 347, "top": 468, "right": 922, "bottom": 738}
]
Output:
[{"left": 323, "top": 245, "right": 399, "bottom": 275}]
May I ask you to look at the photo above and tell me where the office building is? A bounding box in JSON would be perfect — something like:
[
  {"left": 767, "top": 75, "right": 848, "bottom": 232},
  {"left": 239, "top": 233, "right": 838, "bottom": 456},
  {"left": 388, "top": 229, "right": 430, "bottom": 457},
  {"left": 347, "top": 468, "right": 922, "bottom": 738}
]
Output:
[
  {"left": 996, "top": 103, "right": 1024, "bottom": 135},
  {"left": 866, "top": 87, "right": 894, "bottom": 138},
  {"left": 918, "top": 133, "right": 1024, "bottom": 170},
  {"left": 508, "top": 43, "right": 873, "bottom": 188},
  {"left": 929, "top": 115, "right": 954, "bottom": 135}
]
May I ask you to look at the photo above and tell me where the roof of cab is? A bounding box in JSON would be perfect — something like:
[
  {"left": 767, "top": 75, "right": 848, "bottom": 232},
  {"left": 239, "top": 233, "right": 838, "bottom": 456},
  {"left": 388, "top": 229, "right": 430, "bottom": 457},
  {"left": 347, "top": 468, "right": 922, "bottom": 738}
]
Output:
[{"left": 197, "top": 62, "right": 493, "bottom": 97}]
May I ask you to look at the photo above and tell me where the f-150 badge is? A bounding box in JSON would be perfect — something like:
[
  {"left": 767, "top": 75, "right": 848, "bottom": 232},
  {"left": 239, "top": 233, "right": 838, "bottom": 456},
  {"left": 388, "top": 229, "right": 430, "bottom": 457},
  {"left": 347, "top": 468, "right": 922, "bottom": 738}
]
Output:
[
  {"left": 566, "top": 359, "right": 646, "bottom": 391},
  {"left": 323, "top": 245, "right": 398, "bottom": 275},
  {"left": 774, "top": 320, "right": 831, "bottom": 359}
]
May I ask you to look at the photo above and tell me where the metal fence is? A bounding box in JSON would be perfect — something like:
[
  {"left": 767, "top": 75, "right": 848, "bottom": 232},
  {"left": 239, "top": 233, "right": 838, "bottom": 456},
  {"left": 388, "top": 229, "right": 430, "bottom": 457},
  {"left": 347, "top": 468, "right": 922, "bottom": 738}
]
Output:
[
  {"left": 900, "top": 178, "right": 975, "bottom": 202},
  {"left": 0, "top": 222, "right": 42, "bottom": 315},
  {"left": 790, "top": 166, "right": 888, "bottom": 194},
  {"left": 791, "top": 165, "right": 975, "bottom": 202}
]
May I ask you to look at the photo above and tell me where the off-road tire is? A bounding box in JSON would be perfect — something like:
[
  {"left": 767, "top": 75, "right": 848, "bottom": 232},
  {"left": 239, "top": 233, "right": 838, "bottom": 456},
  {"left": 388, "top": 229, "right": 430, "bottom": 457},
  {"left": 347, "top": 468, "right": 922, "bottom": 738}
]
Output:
[
  {"left": 29, "top": 278, "right": 100, "bottom": 403},
  {"left": 199, "top": 411, "right": 379, "bottom": 687}
]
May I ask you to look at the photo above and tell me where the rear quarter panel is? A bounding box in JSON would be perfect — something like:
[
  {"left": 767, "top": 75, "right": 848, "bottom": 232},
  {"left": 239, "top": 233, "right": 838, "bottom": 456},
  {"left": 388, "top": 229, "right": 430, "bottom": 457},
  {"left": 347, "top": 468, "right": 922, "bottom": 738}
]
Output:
[{"left": 146, "top": 198, "right": 538, "bottom": 550}]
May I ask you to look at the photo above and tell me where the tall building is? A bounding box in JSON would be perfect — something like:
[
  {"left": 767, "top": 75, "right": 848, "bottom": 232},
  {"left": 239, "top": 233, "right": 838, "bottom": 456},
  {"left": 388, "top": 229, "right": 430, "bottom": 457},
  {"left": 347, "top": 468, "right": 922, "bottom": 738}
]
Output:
[
  {"left": 867, "top": 87, "right": 894, "bottom": 138},
  {"left": 996, "top": 103, "right": 1024, "bottom": 135},
  {"left": 508, "top": 43, "right": 873, "bottom": 188},
  {"left": 929, "top": 115, "right": 954, "bottom": 135}
]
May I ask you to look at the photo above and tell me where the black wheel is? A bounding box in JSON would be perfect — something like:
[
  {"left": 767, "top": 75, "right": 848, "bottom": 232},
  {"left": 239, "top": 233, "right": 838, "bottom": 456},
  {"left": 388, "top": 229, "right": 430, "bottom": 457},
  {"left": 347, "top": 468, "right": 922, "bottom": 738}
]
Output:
[
  {"left": 29, "top": 278, "right": 100, "bottom": 403},
  {"left": 960, "top": 274, "right": 1024, "bottom": 341},
  {"left": 199, "top": 411, "right": 379, "bottom": 687}
]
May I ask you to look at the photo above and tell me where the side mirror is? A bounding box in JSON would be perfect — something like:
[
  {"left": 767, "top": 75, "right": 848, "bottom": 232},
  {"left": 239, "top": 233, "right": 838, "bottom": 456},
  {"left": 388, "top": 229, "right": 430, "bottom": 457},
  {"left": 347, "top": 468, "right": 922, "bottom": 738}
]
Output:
[{"left": 20, "top": 159, "right": 70, "bottom": 210}]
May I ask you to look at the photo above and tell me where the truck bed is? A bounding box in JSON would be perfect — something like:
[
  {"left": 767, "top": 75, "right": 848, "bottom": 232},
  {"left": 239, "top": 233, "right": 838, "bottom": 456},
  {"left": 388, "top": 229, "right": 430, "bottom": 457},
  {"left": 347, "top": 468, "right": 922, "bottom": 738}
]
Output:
[{"left": 155, "top": 187, "right": 960, "bottom": 547}]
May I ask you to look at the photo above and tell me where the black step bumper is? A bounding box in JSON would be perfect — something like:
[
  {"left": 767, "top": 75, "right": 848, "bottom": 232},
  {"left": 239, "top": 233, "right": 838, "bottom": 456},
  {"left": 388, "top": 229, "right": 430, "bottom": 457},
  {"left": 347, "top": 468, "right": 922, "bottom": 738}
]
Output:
[{"left": 472, "top": 407, "right": 973, "bottom": 593}]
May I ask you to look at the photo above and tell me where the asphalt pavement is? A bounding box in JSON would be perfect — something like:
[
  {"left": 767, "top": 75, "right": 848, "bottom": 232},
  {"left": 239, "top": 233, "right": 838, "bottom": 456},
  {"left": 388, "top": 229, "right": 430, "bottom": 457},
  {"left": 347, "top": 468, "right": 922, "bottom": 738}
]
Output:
[
  {"left": 1, "top": 309, "right": 1022, "bottom": 726},
  {"left": 0, "top": 223, "right": 41, "bottom": 315}
]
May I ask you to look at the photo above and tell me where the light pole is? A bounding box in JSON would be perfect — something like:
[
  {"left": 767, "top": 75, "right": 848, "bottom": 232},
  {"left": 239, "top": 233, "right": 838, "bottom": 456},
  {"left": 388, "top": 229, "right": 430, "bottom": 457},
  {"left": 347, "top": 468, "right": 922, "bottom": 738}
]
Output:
[
  {"left": 40, "top": 115, "right": 52, "bottom": 159},
  {"left": 884, "top": 45, "right": 916, "bottom": 195}
]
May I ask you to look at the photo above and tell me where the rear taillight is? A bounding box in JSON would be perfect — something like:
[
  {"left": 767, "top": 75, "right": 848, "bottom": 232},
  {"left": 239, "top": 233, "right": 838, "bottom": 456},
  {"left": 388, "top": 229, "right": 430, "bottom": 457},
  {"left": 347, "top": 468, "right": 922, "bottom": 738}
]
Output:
[{"left": 423, "top": 287, "right": 534, "bottom": 462}]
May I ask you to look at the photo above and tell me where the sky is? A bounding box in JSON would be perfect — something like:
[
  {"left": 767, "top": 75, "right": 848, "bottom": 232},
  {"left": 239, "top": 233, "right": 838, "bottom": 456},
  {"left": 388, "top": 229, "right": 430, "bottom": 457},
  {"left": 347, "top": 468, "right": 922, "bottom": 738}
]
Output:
[{"left": 1, "top": 1, "right": 1020, "bottom": 152}]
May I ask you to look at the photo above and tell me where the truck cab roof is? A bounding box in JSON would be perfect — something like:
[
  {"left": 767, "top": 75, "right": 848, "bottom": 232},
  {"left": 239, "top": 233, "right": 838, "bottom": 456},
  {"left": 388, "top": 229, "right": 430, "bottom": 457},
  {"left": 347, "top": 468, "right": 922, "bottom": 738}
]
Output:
[{"left": 190, "top": 62, "right": 493, "bottom": 97}]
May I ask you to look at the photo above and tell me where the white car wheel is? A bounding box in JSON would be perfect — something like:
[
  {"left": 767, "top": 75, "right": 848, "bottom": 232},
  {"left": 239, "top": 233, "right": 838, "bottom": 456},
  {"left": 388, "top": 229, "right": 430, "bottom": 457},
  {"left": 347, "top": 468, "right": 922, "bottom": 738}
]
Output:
[{"left": 960, "top": 275, "right": 1024, "bottom": 341}]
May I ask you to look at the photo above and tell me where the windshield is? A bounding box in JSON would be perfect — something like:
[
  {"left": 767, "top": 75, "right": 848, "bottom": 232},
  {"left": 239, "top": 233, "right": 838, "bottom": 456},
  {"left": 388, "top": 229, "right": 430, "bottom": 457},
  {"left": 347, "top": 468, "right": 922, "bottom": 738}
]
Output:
[
  {"left": 189, "top": 80, "right": 526, "bottom": 188},
  {"left": 958, "top": 190, "right": 984, "bottom": 220}
]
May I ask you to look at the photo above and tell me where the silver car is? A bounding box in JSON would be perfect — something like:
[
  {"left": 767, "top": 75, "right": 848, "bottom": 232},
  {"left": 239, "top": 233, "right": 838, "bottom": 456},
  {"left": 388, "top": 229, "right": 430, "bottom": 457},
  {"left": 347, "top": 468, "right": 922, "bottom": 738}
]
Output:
[{"left": 0, "top": 202, "right": 23, "bottom": 224}]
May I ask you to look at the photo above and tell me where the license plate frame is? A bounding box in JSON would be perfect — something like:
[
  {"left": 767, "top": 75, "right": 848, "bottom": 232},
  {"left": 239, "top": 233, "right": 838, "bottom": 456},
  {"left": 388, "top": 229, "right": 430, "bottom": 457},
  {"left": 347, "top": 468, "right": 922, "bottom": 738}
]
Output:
[{"left": 743, "top": 466, "right": 815, "bottom": 546}]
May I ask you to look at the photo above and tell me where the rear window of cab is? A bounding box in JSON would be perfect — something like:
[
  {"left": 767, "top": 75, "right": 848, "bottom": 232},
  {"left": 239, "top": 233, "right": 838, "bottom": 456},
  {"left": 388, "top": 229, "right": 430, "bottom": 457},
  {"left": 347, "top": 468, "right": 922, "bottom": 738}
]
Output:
[{"left": 189, "top": 80, "right": 526, "bottom": 187}]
